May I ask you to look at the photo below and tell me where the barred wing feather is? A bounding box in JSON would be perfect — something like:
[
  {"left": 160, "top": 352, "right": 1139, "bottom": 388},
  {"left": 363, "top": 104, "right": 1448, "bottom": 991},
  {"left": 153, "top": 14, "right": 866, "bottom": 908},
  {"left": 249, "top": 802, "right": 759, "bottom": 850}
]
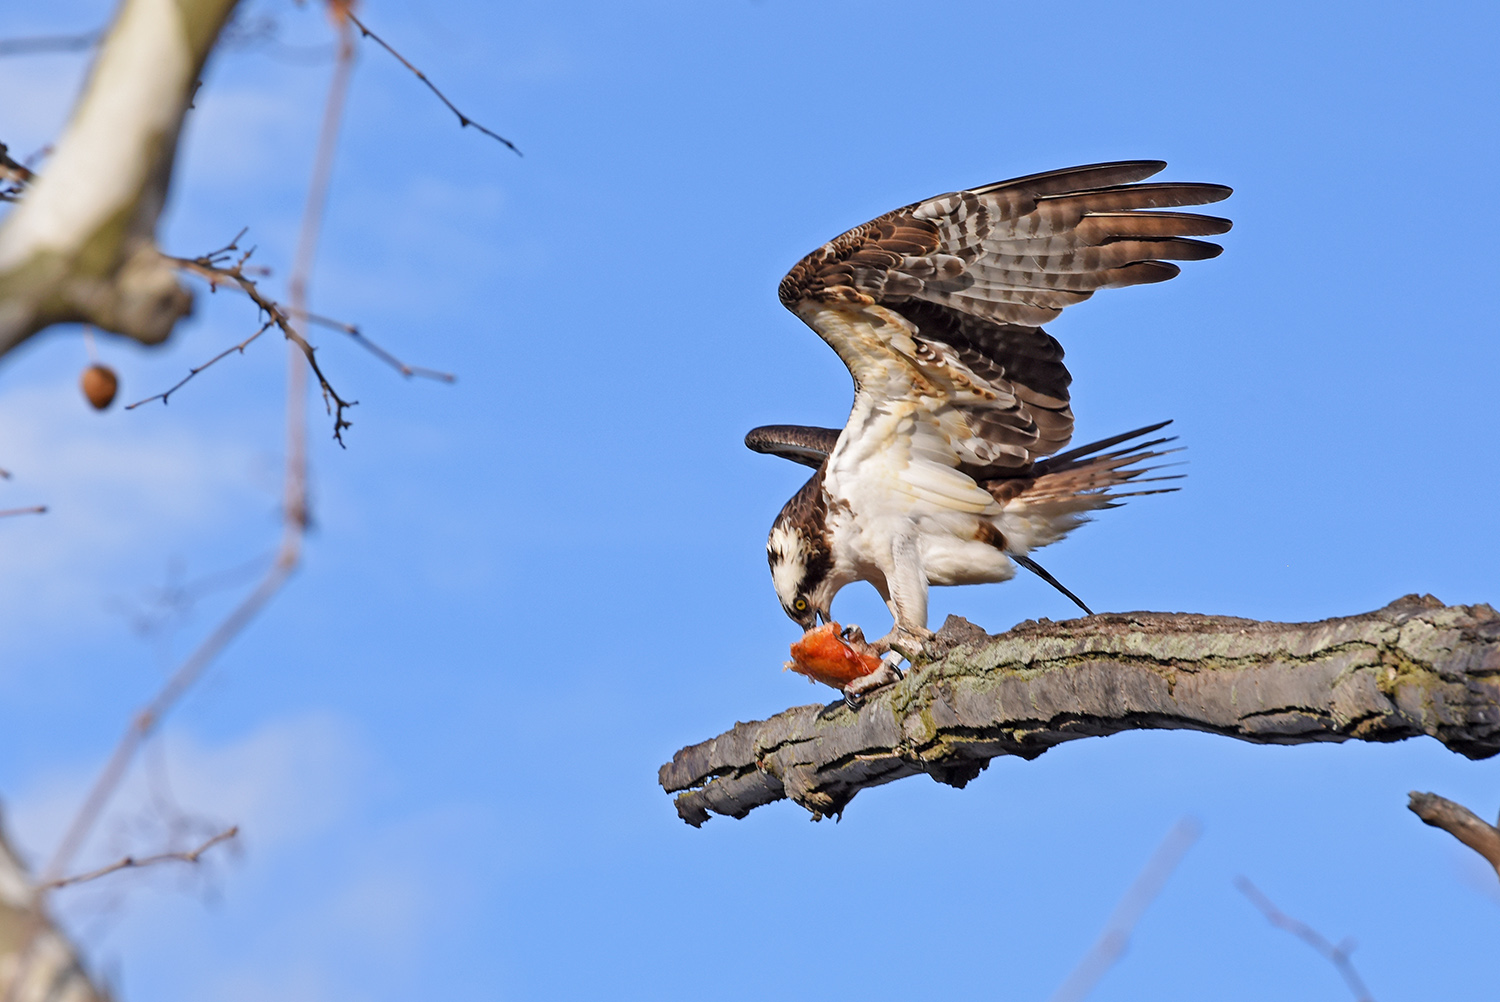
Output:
[{"left": 778, "top": 161, "right": 1230, "bottom": 472}]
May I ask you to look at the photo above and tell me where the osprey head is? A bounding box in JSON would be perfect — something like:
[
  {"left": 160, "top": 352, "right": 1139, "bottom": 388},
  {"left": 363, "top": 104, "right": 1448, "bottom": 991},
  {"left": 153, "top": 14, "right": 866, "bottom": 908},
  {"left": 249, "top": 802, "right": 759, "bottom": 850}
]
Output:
[{"left": 767, "top": 516, "right": 833, "bottom": 631}]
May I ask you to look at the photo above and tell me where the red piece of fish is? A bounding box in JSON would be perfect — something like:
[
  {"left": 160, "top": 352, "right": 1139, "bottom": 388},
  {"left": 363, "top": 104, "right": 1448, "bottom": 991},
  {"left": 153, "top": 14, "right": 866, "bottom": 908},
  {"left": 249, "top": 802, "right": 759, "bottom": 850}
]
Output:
[{"left": 787, "top": 622, "right": 882, "bottom": 690}]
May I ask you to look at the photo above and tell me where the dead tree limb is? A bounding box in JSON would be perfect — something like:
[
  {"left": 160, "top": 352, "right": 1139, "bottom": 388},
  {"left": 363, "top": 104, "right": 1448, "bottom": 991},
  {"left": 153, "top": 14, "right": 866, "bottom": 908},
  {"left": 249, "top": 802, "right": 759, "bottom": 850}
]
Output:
[
  {"left": 1407, "top": 791, "right": 1500, "bottom": 879},
  {"left": 659, "top": 595, "right": 1500, "bottom": 826}
]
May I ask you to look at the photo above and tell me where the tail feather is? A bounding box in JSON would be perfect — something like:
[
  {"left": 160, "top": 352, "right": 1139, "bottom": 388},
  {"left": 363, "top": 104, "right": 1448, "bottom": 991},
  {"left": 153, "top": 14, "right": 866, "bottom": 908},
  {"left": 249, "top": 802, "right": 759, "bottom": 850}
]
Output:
[{"left": 986, "top": 421, "right": 1184, "bottom": 550}]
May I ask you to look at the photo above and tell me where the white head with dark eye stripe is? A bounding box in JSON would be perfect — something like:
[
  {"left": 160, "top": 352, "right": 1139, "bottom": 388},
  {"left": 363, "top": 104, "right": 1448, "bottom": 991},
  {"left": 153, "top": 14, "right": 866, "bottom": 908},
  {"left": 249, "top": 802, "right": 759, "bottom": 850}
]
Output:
[{"left": 767, "top": 514, "right": 835, "bottom": 630}]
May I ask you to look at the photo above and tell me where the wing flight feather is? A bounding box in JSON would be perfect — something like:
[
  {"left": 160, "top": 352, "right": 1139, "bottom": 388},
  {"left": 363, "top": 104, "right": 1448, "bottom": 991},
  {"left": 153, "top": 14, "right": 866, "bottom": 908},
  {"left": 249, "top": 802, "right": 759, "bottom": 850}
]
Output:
[{"left": 777, "top": 161, "right": 1230, "bottom": 472}]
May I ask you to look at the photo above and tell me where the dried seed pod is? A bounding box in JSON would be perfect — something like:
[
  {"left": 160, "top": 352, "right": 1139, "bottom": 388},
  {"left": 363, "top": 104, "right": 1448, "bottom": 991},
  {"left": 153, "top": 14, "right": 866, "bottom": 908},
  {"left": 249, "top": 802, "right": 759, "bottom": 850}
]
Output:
[{"left": 81, "top": 364, "right": 118, "bottom": 410}]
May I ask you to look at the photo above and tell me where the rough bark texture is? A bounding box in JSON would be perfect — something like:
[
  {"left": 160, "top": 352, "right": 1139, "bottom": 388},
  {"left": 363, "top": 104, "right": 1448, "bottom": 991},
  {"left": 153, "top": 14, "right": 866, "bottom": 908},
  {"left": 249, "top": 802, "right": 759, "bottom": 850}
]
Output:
[{"left": 660, "top": 595, "right": 1500, "bottom": 825}]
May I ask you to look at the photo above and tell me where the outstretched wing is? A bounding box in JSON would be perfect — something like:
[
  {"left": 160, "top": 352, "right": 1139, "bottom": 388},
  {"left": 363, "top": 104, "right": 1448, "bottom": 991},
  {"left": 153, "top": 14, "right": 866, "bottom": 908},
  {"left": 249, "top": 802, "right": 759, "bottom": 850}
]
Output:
[{"left": 779, "top": 161, "right": 1230, "bottom": 472}]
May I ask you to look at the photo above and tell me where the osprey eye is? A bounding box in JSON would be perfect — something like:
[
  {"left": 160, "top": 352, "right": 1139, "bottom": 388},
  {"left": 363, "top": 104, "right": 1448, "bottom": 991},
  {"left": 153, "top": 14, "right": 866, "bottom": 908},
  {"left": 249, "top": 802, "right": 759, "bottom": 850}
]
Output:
[{"left": 794, "top": 597, "right": 809, "bottom": 612}]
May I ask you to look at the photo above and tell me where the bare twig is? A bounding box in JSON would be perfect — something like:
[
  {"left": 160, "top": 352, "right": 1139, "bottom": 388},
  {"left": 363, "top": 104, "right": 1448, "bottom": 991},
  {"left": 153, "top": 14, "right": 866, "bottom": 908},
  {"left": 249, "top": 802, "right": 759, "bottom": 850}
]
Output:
[
  {"left": 345, "top": 12, "right": 520, "bottom": 155},
  {"left": 0, "top": 505, "right": 46, "bottom": 518},
  {"left": 169, "top": 244, "right": 356, "bottom": 444},
  {"left": 1235, "top": 877, "right": 1375, "bottom": 1002},
  {"left": 124, "top": 319, "right": 275, "bottom": 409},
  {"left": 0, "top": 11, "right": 392, "bottom": 1002},
  {"left": 39, "top": 826, "right": 238, "bottom": 892},
  {"left": 306, "top": 312, "right": 455, "bottom": 382},
  {"left": 3, "top": 21, "right": 364, "bottom": 1001},
  {"left": 1048, "top": 818, "right": 1200, "bottom": 1002},
  {"left": 1408, "top": 791, "right": 1500, "bottom": 879},
  {"left": 0, "top": 30, "right": 101, "bottom": 57}
]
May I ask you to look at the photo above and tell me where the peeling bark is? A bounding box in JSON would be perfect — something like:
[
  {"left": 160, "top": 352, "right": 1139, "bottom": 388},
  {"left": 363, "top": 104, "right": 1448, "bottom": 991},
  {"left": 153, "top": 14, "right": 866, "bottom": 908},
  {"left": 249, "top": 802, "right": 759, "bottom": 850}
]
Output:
[
  {"left": 0, "top": 0, "right": 241, "bottom": 356},
  {"left": 660, "top": 595, "right": 1500, "bottom": 826}
]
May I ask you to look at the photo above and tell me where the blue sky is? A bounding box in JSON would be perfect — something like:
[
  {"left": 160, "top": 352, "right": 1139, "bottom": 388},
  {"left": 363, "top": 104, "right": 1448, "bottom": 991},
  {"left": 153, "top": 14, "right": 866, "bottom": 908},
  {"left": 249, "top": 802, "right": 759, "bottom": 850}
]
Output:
[{"left": 1, "top": 1, "right": 1497, "bottom": 999}]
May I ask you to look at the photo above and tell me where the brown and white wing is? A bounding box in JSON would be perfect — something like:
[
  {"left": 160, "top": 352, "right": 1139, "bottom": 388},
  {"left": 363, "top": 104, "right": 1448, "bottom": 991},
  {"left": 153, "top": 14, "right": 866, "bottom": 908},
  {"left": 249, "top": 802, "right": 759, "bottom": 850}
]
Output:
[{"left": 779, "top": 161, "right": 1231, "bottom": 471}]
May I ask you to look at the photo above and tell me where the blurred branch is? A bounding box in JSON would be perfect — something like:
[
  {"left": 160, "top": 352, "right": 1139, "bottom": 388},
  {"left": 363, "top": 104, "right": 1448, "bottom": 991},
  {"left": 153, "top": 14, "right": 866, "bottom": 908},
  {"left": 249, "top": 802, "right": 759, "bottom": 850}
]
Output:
[
  {"left": 0, "top": 144, "right": 34, "bottom": 186},
  {"left": 307, "top": 312, "right": 455, "bottom": 382},
  {"left": 39, "top": 826, "right": 238, "bottom": 892},
  {"left": 0, "top": 506, "right": 46, "bottom": 518},
  {"left": 346, "top": 12, "right": 520, "bottom": 155},
  {"left": 1049, "top": 818, "right": 1199, "bottom": 1002},
  {"left": 1235, "top": 877, "right": 1374, "bottom": 1002},
  {"left": 0, "top": 0, "right": 241, "bottom": 356},
  {"left": 1408, "top": 791, "right": 1500, "bottom": 880},
  {"left": 0, "top": 826, "right": 106, "bottom": 1002},
  {"left": 0, "top": 30, "right": 102, "bottom": 57},
  {"left": 660, "top": 596, "right": 1500, "bottom": 825},
  {"left": 1, "top": 16, "right": 360, "bottom": 1002}
]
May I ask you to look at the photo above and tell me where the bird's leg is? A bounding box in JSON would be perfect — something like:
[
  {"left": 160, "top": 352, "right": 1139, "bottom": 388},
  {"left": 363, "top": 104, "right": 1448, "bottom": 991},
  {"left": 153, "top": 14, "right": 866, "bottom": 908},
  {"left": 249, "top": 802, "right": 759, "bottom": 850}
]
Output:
[
  {"left": 872, "top": 534, "right": 935, "bottom": 657},
  {"left": 843, "top": 536, "right": 933, "bottom": 710}
]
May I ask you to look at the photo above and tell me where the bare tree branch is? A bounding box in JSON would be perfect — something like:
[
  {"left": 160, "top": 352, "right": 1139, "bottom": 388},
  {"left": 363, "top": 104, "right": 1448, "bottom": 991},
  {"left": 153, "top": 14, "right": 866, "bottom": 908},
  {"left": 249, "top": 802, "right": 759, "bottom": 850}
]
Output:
[
  {"left": 0, "top": 31, "right": 102, "bottom": 57},
  {"left": 345, "top": 12, "right": 521, "bottom": 155},
  {"left": 0, "top": 506, "right": 46, "bottom": 518},
  {"left": 39, "top": 826, "right": 238, "bottom": 892},
  {"left": 660, "top": 595, "right": 1500, "bottom": 825},
  {"left": 124, "top": 318, "right": 275, "bottom": 409},
  {"left": 306, "top": 312, "right": 455, "bottom": 382},
  {"left": 1, "top": 17, "right": 361, "bottom": 1000},
  {"left": 1408, "top": 791, "right": 1500, "bottom": 879},
  {"left": 0, "top": 0, "right": 241, "bottom": 356},
  {"left": 169, "top": 241, "right": 357, "bottom": 445},
  {"left": 1049, "top": 818, "right": 1199, "bottom": 1002},
  {"left": 0, "top": 825, "right": 106, "bottom": 1002},
  {"left": 1235, "top": 877, "right": 1375, "bottom": 1001}
]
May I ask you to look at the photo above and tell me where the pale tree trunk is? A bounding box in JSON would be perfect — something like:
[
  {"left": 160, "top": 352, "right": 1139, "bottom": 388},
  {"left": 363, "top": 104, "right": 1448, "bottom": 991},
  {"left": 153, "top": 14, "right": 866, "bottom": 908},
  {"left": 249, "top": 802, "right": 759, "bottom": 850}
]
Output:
[
  {"left": 0, "top": 824, "right": 105, "bottom": 1002},
  {"left": 0, "top": 0, "right": 240, "bottom": 357}
]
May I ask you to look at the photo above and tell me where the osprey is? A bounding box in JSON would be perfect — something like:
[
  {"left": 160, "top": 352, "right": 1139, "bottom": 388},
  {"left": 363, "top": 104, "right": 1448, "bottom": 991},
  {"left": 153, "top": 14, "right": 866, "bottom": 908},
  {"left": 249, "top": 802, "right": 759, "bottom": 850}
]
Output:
[{"left": 748, "top": 160, "right": 1231, "bottom": 670}]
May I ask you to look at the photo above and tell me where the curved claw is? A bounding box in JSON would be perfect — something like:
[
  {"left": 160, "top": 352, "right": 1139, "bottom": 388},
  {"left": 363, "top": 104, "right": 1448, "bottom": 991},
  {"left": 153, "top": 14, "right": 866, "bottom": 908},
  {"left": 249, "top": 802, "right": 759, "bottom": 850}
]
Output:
[{"left": 843, "top": 690, "right": 864, "bottom": 711}]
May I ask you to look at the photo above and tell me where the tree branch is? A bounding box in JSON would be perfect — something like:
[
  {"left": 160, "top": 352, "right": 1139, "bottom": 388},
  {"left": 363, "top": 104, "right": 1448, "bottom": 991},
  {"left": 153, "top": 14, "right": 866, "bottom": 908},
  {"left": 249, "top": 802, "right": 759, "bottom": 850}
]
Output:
[
  {"left": 1407, "top": 791, "right": 1500, "bottom": 879},
  {"left": 659, "top": 595, "right": 1500, "bottom": 825},
  {"left": 1234, "top": 877, "right": 1374, "bottom": 1001},
  {"left": 0, "top": 0, "right": 241, "bottom": 356},
  {"left": 38, "top": 825, "right": 238, "bottom": 892}
]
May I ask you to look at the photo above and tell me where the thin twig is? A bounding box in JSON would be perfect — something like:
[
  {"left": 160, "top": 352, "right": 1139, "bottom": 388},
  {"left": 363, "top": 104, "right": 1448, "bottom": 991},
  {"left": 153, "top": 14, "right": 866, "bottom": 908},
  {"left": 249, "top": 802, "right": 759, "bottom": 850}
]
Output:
[
  {"left": 124, "top": 320, "right": 275, "bottom": 410},
  {"left": 3, "top": 22, "right": 364, "bottom": 1001},
  {"left": 39, "top": 826, "right": 239, "bottom": 892},
  {"left": 1048, "top": 818, "right": 1200, "bottom": 1002},
  {"left": 1235, "top": 877, "right": 1375, "bottom": 1002},
  {"left": 0, "top": 30, "right": 101, "bottom": 57},
  {"left": 306, "top": 313, "right": 455, "bottom": 381},
  {"left": 0, "top": 15, "right": 366, "bottom": 1002},
  {"left": 0, "top": 505, "right": 46, "bottom": 518},
  {"left": 169, "top": 247, "right": 356, "bottom": 445},
  {"left": 345, "top": 12, "right": 520, "bottom": 155}
]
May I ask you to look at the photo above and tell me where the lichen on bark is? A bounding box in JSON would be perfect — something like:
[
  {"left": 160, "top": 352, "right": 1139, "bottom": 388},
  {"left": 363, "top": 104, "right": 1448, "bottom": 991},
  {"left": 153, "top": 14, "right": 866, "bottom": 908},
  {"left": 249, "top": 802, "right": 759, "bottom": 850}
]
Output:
[{"left": 660, "top": 595, "right": 1500, "bottom": 826}]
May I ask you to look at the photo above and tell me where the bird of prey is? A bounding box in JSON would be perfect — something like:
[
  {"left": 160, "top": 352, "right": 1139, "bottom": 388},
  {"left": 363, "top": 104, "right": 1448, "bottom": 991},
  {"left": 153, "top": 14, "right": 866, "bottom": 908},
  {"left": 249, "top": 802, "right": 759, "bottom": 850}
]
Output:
[{"left": 747, "top": 160, "right": 1231, "bottom": 670}]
